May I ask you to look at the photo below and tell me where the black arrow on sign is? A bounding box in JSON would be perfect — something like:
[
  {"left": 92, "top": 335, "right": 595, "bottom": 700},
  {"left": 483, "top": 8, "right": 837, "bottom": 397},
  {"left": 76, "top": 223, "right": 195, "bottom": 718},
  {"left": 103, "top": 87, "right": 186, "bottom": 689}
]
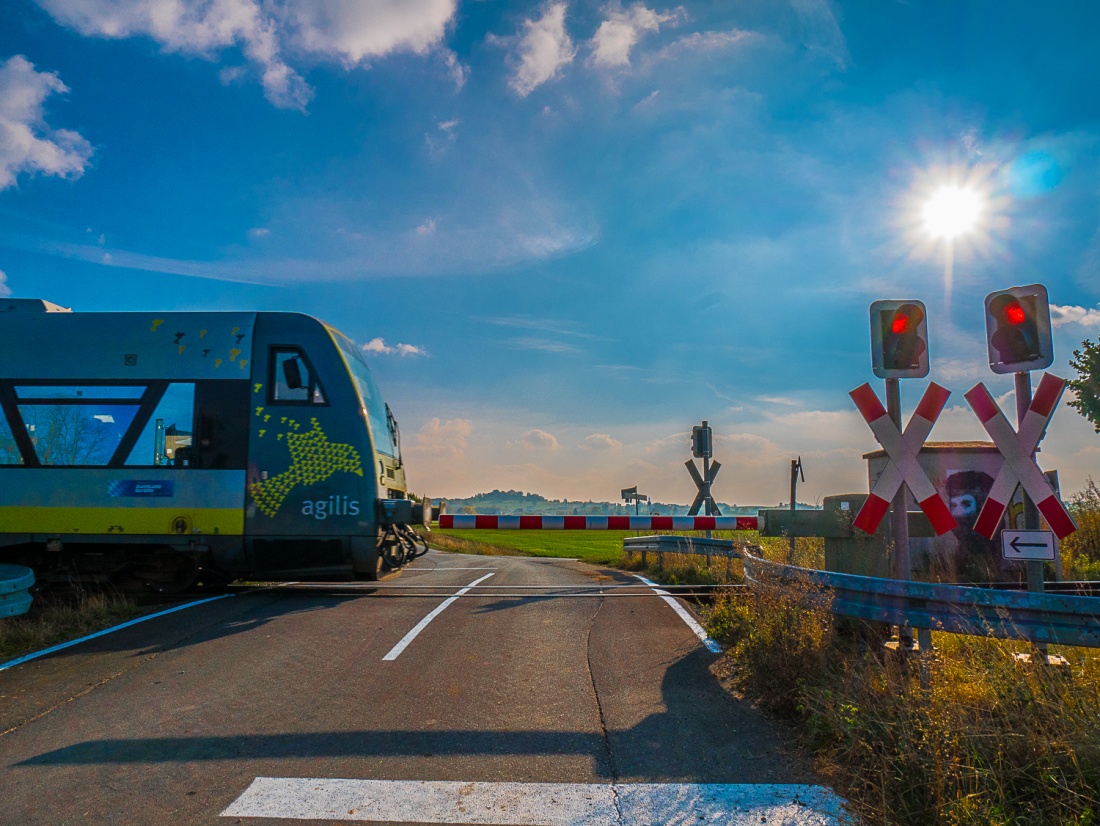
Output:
[{"left": 1009, "top": 536, "right": 1048, "bottom": 552}]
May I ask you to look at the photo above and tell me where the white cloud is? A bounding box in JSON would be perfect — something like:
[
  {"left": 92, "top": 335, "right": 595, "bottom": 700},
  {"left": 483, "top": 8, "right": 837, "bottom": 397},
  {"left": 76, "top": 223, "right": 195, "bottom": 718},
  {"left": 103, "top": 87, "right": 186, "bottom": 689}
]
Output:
[
  {"left": 425, "top": 118, "right": 458, "bottom": 156},
  {"left": 35, "top": 0, "right": 459, "bottom": 110},
  {"left": 416, "top": 219, "right": 437, "bottom": 235},
  {"left": 0, "top": 55, "right": 93, "bottom": 190},
  {"left": 788, "top": 0, "right": 850, "bottom": 69},
  {"left": 247, "top": 227, "right": 270, "bottom": 239},
  {"left": 1051, "top": 304, "right": 1100, "bottom": 328},
  {"left": 362, "top": 337, "right": 428, "bottom": 357},
  {"left": 507, "top": 2, "right": 575, "bottom": 96},
  {"left": 37, "top": 0, "right": 312, "bottom": 109},
  {"left": 413, "top": 417, "right": 472, "bottom": 460},
  {"left": 514, "top": 429, "right": 561, "bottom": 451},
  {"left": 0, "top": 269, "right": 10, "bottom": 297},
  {"left": 278, "top": 0, "right": 456, "bottom": 65},
  {"left": 583, "top": 433, "right": 623, "bottom": 450},
  {"left": 511, "top": 337, "right": 583, "bottom": 355},
  {"left": 590, "top": 3, "right": 678, "bottom": 68},
  {"left": 652, "top": 28, "right": 755, "bottom": 62}
]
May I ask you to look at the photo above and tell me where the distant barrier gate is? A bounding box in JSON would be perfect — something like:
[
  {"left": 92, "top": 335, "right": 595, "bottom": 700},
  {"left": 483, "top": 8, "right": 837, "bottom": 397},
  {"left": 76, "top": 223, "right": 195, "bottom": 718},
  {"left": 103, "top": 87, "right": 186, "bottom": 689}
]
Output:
[{"left": 437, "top": 515, "right": 760, "bottom": 531}]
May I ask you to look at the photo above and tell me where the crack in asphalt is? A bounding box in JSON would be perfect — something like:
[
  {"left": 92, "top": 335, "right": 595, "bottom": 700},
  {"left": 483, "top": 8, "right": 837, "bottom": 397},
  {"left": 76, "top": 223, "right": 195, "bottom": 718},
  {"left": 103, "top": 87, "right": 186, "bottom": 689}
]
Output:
[{"left": 584, "top": 595, "right": 624, "bottom": 824}]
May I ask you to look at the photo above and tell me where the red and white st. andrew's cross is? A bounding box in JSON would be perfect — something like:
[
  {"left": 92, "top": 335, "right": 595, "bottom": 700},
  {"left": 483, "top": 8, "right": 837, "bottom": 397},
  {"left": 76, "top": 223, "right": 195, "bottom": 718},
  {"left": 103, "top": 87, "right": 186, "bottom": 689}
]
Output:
[
  {"left": 964, "top": 373, "right": 1077, "bottom": 540},
  {"left": 849, "top": 381, "right": 957, "bottom": 536}
]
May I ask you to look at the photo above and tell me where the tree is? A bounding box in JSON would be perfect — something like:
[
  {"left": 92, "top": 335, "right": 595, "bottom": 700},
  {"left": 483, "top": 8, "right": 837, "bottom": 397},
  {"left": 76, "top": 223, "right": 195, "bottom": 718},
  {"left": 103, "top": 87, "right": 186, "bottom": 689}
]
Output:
[
  {"left": 1069, "top": 338, "right": 1100, "bottom": 433},
  {"left": 0, "top": 422, "right": 20, "bottom": 464},
  {"left": 25, "top": 406, "right": 113, "bottom": 465}
]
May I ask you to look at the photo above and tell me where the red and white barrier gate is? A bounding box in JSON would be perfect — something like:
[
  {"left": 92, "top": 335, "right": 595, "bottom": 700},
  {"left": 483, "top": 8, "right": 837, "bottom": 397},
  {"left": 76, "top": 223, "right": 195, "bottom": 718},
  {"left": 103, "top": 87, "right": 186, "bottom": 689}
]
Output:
[{"left": 437, "top": 515, "right": 761, "bottom": 531}]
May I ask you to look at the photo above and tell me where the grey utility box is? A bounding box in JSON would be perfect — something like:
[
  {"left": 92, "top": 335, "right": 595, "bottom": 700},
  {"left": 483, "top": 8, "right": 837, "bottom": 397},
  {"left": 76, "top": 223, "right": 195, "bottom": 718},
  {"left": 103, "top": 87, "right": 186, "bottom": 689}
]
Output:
[{"left": 820, "top": 494, "right": 891, "bottom": 579}]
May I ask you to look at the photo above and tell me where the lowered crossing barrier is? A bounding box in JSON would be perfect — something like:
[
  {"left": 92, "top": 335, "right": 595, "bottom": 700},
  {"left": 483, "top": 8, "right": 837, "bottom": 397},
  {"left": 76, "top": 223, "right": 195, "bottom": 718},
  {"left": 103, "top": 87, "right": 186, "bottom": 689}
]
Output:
[
  {"left": 0, "top": 564, "right": 34, "bottom": 617},
  {"left": 437, "top": 514, "right": 760, "bottom": 531}
]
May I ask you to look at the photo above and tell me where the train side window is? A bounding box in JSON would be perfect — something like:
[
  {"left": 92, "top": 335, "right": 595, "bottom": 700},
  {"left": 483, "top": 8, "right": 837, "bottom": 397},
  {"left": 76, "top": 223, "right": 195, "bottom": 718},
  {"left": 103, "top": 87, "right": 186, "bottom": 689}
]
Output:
[
  {"left": 0, "top": 414, "right": 23, "bottom": 465},
  {"left": 125, "top": 383, "right": 196, "bottom": 466},
  {"left": 17, "top": 401, "right": 139, "bottom": 466},
  {"left": 270, "top": 348, "right": 326, "bottom": 405},
  {"left": 193, "top": 381, "right": 250, "bottom": 469}
]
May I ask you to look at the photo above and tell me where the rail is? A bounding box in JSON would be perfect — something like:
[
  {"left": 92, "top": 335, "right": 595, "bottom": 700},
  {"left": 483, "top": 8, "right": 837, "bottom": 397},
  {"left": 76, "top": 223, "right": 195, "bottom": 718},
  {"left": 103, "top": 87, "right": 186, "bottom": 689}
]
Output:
[
  {"left": 0, "top": 564, "right": 34, "bottom": 617},
  {"left": 740, "top": 549, "right": 1100, "bottom": 649}
]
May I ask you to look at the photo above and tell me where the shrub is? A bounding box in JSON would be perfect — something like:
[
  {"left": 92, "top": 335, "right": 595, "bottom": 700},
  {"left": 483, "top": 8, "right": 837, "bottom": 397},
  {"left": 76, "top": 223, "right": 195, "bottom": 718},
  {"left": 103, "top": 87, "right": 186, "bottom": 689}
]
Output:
[{"left": 1062, "top": 478, "right": 1100, "bottom": 580}]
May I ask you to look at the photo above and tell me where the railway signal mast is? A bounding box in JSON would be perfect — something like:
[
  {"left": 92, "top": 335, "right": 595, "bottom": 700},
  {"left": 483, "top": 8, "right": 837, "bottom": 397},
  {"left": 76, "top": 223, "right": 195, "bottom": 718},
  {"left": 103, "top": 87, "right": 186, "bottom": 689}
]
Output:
[
  {"left": 865, "top": 299, "right": 938, "bottom": 588},
  {"left": 975, "top": 285, "right": 1072, "bottom": 657}
]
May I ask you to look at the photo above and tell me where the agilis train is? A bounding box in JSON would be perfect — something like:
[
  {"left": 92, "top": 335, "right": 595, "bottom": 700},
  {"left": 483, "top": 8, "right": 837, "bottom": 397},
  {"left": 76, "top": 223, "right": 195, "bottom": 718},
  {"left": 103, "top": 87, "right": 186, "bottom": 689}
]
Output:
[{"left": 0, "top": 299, "right": 429, "bottom": 590}]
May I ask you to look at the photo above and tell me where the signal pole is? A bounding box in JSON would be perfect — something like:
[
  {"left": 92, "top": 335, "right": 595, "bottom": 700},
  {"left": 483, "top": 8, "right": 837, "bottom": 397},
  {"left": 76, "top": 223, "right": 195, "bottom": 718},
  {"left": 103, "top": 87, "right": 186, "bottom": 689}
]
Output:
[{"left": 788, "top": 456, "right": 804, "bottom": 563}]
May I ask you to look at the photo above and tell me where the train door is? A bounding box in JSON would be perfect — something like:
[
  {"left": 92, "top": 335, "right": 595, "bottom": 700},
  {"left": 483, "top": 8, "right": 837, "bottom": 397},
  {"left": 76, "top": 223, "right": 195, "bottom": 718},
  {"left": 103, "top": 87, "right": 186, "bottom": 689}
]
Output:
[{"left": 244, "top": 314, "right": 376, "bottom": 575}]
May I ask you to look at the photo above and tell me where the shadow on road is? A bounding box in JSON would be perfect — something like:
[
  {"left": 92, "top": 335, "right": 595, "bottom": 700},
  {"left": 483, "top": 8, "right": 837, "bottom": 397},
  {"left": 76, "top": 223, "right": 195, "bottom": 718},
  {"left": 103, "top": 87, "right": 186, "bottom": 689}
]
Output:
[{"left": 15, "top": 650, "right": 809, "bottom": 785}]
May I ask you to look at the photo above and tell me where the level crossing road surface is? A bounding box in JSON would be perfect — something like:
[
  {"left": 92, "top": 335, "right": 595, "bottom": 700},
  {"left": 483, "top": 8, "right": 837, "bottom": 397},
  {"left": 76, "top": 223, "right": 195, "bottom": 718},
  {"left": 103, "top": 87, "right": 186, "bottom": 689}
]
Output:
[{"left": 0, "top": 550, "right": 846, "bottom": 824}]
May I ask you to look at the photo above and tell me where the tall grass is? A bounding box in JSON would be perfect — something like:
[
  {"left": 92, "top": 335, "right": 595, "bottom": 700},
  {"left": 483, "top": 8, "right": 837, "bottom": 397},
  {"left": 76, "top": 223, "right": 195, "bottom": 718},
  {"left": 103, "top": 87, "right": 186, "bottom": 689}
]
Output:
[
  {"left": 1062, "top": 478, "right": 1100, "bottom": 580},
  {"left": 0, "top": 586, "right": 144, "bottom": 661},
  {"left": 705, "top": 570, "right": 1100, "bottom": 824}
]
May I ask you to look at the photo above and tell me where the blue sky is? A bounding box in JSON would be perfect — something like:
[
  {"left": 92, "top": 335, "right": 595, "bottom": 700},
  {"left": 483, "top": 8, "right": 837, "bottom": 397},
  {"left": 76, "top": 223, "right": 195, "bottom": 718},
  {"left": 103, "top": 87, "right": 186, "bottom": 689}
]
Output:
[{"left": 2, "top": 0, "right": 1100, "bottom": 505}]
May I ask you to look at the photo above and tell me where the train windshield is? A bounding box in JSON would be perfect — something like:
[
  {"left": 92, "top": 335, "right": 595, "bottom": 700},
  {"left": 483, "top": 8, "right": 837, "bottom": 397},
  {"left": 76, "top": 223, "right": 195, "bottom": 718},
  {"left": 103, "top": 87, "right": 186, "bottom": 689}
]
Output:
[{"left": 329, "top": 330, "right": 397, "bottom": 458}]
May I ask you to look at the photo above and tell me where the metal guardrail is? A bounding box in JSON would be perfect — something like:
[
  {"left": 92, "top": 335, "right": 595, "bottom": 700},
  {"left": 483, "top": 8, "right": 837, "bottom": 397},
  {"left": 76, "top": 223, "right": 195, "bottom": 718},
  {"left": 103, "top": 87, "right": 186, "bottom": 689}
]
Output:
[
  {"left": 0, "top": 563, "right": 34, "bottom": 617},
  {"left": 623, "top": 535, "right": 742, "bottom": 570},
  {"left": 740, "top": 549, "right": 1100, "bottom": 649}
]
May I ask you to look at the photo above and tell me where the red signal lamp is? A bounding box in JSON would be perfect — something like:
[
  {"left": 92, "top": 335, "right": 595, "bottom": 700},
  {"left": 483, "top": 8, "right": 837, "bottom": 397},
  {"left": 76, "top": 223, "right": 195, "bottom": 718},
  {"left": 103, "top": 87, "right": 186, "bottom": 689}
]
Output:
[{"left": 1003, "top": 301, "right": 1026, "bottom": 325}]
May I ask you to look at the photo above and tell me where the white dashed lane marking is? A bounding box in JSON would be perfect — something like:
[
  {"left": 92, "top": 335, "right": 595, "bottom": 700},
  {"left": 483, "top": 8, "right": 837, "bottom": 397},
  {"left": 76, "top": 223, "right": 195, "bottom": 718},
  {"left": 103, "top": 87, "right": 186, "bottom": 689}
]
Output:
[{"left": 381, "top": 573, "right": 495, "bottom": 661}]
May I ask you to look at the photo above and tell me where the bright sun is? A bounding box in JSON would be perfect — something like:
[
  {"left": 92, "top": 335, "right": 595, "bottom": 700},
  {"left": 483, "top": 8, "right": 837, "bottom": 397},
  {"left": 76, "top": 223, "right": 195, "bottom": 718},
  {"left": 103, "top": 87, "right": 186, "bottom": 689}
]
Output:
[{"left": 922, "top": 185, "right": 983, "bottom": 239}]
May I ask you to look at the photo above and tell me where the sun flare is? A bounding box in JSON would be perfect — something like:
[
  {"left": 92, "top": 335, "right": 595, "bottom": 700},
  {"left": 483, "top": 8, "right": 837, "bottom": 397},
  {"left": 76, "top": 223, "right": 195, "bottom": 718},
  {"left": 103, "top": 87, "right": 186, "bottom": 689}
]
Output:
[{"left": 922, "top": 185, "right": 983, "bottom": 239}]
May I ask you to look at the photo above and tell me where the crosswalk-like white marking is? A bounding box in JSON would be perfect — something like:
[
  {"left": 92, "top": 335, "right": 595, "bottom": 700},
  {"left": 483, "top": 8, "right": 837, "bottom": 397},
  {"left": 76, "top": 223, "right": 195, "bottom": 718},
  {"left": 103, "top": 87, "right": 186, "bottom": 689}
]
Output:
[{"left": 221, "top": 778, "right": 848, "bottom": 824}]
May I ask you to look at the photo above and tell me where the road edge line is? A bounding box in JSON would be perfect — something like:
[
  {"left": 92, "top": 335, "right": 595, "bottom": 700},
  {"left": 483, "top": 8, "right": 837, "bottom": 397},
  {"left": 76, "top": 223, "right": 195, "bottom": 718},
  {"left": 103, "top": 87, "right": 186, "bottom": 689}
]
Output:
[
  {"left": 0, "top": 594, "right": 234, "bottom": 672},
  {"left": 633, "top": 574, "right": 722, "bottom": 654}
]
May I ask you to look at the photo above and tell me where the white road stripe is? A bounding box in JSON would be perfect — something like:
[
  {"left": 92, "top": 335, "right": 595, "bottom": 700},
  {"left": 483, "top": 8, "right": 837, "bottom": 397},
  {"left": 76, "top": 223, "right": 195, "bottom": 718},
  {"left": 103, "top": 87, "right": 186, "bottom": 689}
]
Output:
[
  {"left": 221, "top": 778, "right": 847, "bottom": 824},
  {"left": 633, "top": 575, "right": 722, "bottom": 654},
  {"left": 382, "top": 573, "right": 495, "bottom": 661},
  {"left": 0, "top": 594, "right": 234, "bottom": 672}
]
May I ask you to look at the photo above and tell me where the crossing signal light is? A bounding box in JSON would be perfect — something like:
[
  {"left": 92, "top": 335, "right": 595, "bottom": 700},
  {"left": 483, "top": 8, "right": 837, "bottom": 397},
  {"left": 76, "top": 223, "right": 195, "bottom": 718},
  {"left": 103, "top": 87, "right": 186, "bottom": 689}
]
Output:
[
  {"left": 870, "top": 299, "right": 929, "bottom": 379},
  {"left": 691, "top": 422, "right": 713, "bottom": 458},
  {"left": 984, "top": 284, "right": 1053, "bottom": 374}
]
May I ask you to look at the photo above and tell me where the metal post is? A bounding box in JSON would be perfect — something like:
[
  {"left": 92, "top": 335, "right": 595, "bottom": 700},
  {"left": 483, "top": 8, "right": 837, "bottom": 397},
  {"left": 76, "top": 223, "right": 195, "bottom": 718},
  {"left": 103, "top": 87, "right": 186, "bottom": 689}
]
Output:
[
  {"left": 1015, "top": 371, "right": 1048, "bottom": 661},
  {"left": 788, "top": 457, "right": 803, "bottom": 564},
  {"left": 154, "top": 418, "right": 166, "bottom": 466},
  {"left": 789, "top": 460, "right": 797, "bottom": 564},
  {"left": 885, "top": 378, "right": 915, "bottom": 649},
  {"left": 703, "top": 452, "right": 712, "bottom": 540}
]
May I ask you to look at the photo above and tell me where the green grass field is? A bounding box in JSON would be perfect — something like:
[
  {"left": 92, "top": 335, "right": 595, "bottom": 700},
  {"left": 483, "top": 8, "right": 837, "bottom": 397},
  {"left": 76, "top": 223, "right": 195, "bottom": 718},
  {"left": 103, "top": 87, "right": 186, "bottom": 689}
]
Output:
[{"left": 428, "top": 528, "right": 777, "bottom": 568}]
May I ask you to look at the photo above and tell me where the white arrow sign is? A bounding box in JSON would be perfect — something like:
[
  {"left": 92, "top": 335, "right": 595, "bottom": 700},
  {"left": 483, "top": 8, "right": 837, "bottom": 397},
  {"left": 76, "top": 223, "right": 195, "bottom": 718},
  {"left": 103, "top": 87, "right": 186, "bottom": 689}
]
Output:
[
  {"left": 850, "top": 381, "right": 957, "bottom": 536},
  {"left": 964, "top": 373, "right": 1077, "bottom": 540},
  {"left": 1002, "top": 530, "right": 1055, "bottom": 561}
]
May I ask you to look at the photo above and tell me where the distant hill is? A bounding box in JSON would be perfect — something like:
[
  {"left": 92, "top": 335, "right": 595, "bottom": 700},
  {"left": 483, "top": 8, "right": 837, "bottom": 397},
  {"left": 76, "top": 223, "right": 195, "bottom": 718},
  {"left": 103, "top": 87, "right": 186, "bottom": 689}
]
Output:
[{"left": 437, "top": 489, "right": 817, "bottom": 517}]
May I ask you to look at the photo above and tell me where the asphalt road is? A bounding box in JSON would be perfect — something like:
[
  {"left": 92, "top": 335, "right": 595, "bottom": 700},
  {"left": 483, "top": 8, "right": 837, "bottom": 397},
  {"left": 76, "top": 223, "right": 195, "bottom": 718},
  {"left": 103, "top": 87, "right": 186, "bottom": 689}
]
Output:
[{"left": 0, "top": 550, "right": 844, "bottom": 824}]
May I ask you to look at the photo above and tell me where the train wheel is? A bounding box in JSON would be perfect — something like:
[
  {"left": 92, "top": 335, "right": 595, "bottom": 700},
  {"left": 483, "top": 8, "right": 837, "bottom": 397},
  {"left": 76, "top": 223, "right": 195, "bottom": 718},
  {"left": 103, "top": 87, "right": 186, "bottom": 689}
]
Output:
[{"left": 136, "top": 553, "right": 200, "bottom": 594}]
